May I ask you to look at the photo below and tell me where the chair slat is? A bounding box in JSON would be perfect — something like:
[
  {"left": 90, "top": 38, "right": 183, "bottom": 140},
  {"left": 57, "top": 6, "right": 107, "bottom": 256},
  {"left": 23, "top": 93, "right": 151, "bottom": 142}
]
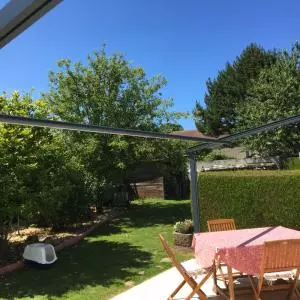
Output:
[
  {"left": 264, "top": 239, "right": 300, "bottom": 273},
  {"left": 207, "top": 219, "right": 236, "bottom": 232},
  {"left": 249, "top": 238, "right": 300, "bottom": 300}
]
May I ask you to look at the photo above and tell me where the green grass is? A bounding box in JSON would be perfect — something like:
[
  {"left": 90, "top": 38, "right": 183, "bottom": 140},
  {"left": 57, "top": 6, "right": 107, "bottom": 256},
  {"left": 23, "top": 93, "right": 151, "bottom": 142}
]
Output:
[{"left": 0, "top": 199, "right": 192, "bottom": 300}]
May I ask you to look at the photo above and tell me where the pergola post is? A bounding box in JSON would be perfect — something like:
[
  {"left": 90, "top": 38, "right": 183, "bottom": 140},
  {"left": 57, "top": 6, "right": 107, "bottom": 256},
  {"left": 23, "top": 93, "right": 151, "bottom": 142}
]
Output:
[{"left": 189, "top": 155, "right": 200, "bottom": 233}]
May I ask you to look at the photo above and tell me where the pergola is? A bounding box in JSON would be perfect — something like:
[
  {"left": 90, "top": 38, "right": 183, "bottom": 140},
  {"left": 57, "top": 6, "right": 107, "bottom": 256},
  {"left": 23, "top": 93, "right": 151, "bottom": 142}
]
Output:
[
  {"left": 0, "top": 0, "right": 62, "bottom": 49},
  {"left": 1, "top": 0, "right": 300, "bottom": 233}
]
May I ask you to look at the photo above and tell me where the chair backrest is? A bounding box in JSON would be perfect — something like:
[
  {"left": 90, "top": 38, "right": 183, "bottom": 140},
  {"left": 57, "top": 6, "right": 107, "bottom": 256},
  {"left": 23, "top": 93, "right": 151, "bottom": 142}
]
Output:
[
  {"left": 158, "top": 234, "right": 190, "bottom": 279},
  {"left": 207, "top": 218, "right": 236, "bottom": 232},
  {"left": 262, "top": 239, "right": 300, "bottom": 273}
]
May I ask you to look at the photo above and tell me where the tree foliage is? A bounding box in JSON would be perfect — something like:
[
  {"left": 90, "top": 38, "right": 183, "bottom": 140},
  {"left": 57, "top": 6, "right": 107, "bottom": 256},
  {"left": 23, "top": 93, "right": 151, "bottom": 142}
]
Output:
[
  {"left": 45, "top": 49, "right": 188, "bottom": 200},
  {"left": 0, "top": 92, "right": 90, "bottom": 232},
  {"left": 193, "top": 43, "right": 277, "bottom": 136},
  {"left": 0, "top": 49, "right": 189, "bottom": 255},
  {"left": 235, "top": 43, "right": 300, "bottom": 156}
]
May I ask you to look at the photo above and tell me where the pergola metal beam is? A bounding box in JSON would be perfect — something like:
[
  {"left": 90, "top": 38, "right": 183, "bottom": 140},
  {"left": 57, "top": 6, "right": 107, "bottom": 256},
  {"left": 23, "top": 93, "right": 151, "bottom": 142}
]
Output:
[
  {"left": 0, "top": 114, "right": 229, "bottom": 143},
  {"left": 187, "top": 113, "right": 300, "bottom": 233},
  {"left": 187, "top": 114, "right": 300, "bottom": 155},
  {"left": 0, "top": 0, "right": 62, "bottom": 49}
]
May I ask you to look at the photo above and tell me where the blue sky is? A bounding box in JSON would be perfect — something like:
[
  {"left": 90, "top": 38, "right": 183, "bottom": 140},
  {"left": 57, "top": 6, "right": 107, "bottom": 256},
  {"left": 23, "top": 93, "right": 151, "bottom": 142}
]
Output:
[{"left": 1, "top": 0, "right": 300, "bottom": 129}]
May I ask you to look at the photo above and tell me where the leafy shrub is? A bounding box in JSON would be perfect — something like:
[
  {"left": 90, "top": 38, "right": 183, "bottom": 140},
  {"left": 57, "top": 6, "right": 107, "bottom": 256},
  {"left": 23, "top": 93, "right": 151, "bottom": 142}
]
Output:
[
  {"left": 173, "top": 219, "right": 193, "bottom": 234},
  {"left": 198, "top": 170, "right": 300, "bottom": 231},
  {"left": 0, "top": 47, "right": 189, "bottom": 259},
  {"left": 198, "top": 149, "right": 230, "bottom": 162},
  {"left": 282, "top": 157, "right": 300, "bottom": 170}
]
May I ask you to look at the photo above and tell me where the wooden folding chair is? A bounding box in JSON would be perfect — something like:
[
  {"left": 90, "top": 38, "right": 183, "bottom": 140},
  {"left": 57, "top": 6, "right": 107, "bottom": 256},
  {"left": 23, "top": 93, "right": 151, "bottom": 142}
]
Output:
[
  {"left": 248, "top": 239, "right": 300, "bottom": 300},
  {"left": 207, "top": 218, "right": 236, "bottom": 232},
  {"left": 207, "top": 219, "right": 243, "bottom": 294},
  {"left": 159, "top": 234, "right": 213, "bottom": 300}
]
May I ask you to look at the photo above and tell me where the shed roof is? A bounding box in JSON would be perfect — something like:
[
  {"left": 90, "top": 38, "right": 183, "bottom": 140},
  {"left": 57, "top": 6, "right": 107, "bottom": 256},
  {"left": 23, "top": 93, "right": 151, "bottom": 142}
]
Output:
[{"left": 170, "top": 129, "right": 209, "bottom": 139}]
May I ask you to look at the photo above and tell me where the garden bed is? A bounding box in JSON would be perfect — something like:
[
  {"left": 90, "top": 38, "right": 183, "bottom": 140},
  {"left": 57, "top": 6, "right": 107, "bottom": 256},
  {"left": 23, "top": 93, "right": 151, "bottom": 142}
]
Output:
[
  {"left": 0, "top": 207, "right": 125, "bottom": 271},
  {"left": 0, "top": 199, "right": 192, "bottom": 300}
]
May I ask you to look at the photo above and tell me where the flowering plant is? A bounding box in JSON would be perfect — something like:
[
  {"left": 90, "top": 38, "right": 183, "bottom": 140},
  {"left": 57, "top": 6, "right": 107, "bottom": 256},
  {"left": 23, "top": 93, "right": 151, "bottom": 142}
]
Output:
[{"left": 173, "top": 219, "right": 193, "bottom": 234}]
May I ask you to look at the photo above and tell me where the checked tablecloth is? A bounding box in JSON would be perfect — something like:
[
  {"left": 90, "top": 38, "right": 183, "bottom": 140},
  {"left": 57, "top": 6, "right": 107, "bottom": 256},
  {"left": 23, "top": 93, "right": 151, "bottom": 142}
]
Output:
[{"left": 193, "top": 226, "right": 300, "bottom": 275}]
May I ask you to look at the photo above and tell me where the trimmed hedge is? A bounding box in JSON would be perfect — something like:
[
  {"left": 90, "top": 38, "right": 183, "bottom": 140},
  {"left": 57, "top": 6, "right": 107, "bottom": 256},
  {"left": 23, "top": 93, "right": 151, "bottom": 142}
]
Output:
[
  {"left": 198, "top": 170, "right": 300, "bottom": 231},
  {"left": 283, "top": 157, "right": 300, "bottom": 170}
]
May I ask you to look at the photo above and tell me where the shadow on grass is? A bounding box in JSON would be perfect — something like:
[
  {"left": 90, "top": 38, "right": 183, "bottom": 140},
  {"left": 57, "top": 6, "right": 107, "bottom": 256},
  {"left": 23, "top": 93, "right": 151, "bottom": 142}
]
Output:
[
  {"left": 0, "top": 240, "right": 151, "bottom": 299},
  {"left": 0, "top": 200, "right": 191, "bottom": 299},
  {"left": 121, "top": 200, "right": 192, "bottom": 228},
  {"left": 96, "top": 200, "right": 192, "bottom": 237}
]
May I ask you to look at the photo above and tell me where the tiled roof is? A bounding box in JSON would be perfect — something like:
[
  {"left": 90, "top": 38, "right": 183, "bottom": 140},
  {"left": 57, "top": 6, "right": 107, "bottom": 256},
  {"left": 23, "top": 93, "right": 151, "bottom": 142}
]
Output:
[{"left": 170, "top": 129, "right": 210, "bottom": 138}]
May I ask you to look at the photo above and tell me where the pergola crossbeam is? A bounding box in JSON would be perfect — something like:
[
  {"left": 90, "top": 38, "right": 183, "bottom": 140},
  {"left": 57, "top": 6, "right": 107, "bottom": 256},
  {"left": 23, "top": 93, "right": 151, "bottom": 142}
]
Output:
[
  {"left": 0, "top": 0, "right": 62, "bottom": 49},
  {"left": 187, "top": 114, "right": 300, "bottom": 155},
  {"left": 0, "top": 114, "right": 229, "bottom": 143}
]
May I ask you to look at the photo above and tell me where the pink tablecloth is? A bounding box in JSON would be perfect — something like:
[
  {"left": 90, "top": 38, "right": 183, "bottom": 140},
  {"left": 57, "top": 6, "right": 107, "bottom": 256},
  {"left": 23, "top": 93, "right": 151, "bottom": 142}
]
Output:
[{"left": 193, "top": 226, "right": 300, "bottom": 275}]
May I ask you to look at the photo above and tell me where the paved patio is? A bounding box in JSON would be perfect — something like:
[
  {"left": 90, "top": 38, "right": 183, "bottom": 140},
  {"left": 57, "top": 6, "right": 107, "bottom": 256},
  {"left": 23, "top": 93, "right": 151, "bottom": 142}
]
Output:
[{"left": 111, "top": 259, "right": 298, "bottom": 300}]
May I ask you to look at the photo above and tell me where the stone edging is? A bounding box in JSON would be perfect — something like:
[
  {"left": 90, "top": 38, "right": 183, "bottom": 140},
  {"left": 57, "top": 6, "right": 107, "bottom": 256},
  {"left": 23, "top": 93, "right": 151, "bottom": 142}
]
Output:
[{"left": 0, "top": 212, "right": 122, "bottom": 275}]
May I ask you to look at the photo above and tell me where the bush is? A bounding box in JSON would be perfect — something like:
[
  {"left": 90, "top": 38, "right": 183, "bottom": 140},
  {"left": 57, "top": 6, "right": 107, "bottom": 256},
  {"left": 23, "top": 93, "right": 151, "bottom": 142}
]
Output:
[
  {"left": 173, "top": 219, "right": 193, "bottom": 234},
  {"left": 198, "top": 170, "right": 300, "bottom": 231},
  {"left": 282, "top": 157, "right": 300, "bottom": 170}
]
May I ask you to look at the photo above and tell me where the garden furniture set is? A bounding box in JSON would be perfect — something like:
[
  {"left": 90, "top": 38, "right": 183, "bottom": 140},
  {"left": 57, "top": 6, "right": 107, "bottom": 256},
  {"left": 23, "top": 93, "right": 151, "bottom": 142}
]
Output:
[{"left": 160, "top": 219, "right": 300, "bottom": 300}]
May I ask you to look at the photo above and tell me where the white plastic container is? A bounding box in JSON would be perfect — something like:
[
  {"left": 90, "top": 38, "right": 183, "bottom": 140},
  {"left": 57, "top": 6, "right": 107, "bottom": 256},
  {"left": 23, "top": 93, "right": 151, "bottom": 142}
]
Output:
[{"left": 23, "top": 243, "right": 57, "bottom": 265}]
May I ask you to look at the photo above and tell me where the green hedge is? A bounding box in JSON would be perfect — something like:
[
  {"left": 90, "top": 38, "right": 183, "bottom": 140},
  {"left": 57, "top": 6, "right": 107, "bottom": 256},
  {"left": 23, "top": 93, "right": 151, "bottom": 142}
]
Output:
[
  {"left": 198, "top": 170, "right": 300, "bottom": 231},
  {"left": 282, "top": 157, "right": 300, "bottom": 170}
]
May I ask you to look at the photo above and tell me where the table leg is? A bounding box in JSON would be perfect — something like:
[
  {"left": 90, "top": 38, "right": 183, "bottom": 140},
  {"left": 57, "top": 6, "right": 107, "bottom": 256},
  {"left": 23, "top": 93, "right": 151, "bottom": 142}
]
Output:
[
  {"left": 212, "top": 260, "right": 218, "bottom": 294},
  {"left": 227, "top": 266, "right": 235, "bottom": 300}
]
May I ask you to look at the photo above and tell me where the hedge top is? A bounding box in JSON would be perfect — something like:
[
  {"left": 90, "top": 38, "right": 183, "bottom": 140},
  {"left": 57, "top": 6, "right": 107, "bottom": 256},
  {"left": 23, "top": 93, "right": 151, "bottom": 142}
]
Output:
[{"left": 199, "top": 170, "right": 300, "bottom": 177}]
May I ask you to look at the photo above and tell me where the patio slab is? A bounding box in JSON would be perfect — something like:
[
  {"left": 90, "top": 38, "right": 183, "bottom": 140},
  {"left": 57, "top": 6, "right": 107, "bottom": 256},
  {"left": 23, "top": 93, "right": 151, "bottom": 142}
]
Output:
[{"left": 111, "top": 259, "right": 298, "bottom": 300}]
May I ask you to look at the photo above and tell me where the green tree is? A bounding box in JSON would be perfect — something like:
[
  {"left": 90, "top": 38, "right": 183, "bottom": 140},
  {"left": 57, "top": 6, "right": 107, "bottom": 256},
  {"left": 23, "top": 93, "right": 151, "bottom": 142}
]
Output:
[
  {"left": 0, "top": 92, "right": 49, "bottom": 222},
  {"left": 0, "top": 92, "right": 90, "bottom": 256},
  {"left": 0, "top": 92, "right": 51, "bottom": 257},
  {"left": 235, "top": 43, "right": 300, "bottom": 156},
  {"left": 0, "top": 50, "right": 189, "bottom": 260},
  {"left": 45, "top": 49, "right": 188, "bottom": 204},
  {"left": 194, "top": 43, "right": 277, "bottom": 136}
]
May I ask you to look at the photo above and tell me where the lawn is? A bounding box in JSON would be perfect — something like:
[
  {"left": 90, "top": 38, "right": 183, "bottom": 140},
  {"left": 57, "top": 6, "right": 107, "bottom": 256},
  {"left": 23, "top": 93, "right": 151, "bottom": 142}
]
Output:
[{"left": 0, "top": 199, "right": 193, "bottom": 300}]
